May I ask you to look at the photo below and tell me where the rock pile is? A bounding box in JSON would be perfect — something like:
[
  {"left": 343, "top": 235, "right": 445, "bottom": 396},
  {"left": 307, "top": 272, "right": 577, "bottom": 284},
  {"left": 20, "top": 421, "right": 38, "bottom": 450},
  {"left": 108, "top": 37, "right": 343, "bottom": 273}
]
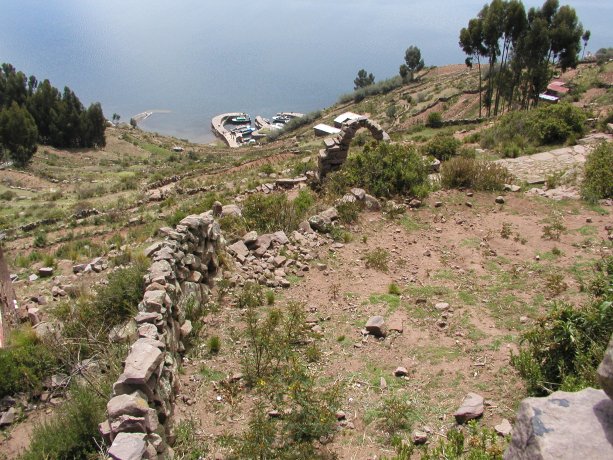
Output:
[
  {"left": 227, "top": 224, "right": 329, "bottom": 289},
  {"left": 317, "top": 116, "right": 390, "bottom": 180},
  {"left": 102, "top": 212, "right": 224, "bottom": 460}
]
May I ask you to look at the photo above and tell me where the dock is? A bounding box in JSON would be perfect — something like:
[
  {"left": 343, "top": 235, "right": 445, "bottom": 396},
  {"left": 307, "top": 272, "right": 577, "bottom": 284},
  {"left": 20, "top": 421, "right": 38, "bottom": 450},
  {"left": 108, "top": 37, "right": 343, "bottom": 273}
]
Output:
[{"left": 211, "top": 113, "right": 242, "bottom": 148}]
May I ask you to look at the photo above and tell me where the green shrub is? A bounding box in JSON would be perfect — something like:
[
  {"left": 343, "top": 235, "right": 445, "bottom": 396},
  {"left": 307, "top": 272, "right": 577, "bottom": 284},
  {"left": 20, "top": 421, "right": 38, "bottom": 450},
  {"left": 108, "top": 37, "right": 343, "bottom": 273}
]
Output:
[
  {"left": 55, "top": 239, "right": 105, "bottom": 261},
  {"left": 0, "top": 190, "right": 16, "bottom": 201},
  {"left": 369, "top": 394, "right": 419, "bottom": 436},
  {"left": 480, "top": 103, "right": 587, "bottom": 151},
  {"left": 338, "top": 76, "right": 403, "bottom": 104},
  {"left": 207, "top": 335, "right": 221, "bottom": 354},
  {"left": 173, "top": 418, "right": 209, "bottom": 460},
  {"left": 336, "top": 200, "right": 362, "bottom": 224},
  {"left": 19, "top": 376, "right": 115, "bottom": 460},
  {"left": 418, "top": 421, "right": 505, "bottom": 460},
  {"left": 0, "top": 327, "right": 58, "bottom": 398},
  {"left": 57, "top": 261, "right": 148, "bottom": 359},
  {"left": 242, "top": 192, "right": 306, "bottom": 234},
  {"left": 424, "top": 134, "right": 461, "bottom": 161},
  {"left": 326, "top": 142, "right": 429, "bottom": 199},
  {"left": 292, "top": 188, "right": 315, "bottom": 216},
  {"left": 582, "top": 142, "right": 613, "bottom": 201},
  {"left": 440, "top": 157, "right": 512, "bottom": 191},
  {"left": 512, "top": 257, "right": 613, "bottom": 395},
  {"left": 426, "top": 111, "right": 443, "bottom": 128},
  {"left": 365, "top": 247, "right": 390, "bottom": 272},
  {"left": 33, "top": 232, "right": 47, "bottom": 248}
]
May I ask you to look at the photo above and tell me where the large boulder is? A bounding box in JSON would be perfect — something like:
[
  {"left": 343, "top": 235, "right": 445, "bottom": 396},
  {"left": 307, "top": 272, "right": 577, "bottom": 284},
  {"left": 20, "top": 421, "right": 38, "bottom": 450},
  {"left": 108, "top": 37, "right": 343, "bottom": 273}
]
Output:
[
  {"left": 597, "top": 333, "right": 613, "bottom": 400},
  {"left": 504, "top": 388, "right": 613, "bottom": 459}
]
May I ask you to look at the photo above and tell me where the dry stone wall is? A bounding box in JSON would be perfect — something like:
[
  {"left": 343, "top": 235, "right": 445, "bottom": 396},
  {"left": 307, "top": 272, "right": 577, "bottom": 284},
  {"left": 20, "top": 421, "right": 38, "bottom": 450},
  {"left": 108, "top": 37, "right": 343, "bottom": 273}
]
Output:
[
  {"left": 101, "top": 212, "right": 223, "bottom": 460},
  {"left": 317, "top": 116, "right": 390, "bottom": 180}
]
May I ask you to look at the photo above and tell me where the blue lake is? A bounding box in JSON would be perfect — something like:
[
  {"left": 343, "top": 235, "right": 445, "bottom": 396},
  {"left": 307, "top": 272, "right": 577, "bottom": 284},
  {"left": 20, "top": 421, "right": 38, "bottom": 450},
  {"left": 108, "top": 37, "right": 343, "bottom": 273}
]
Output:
[{"left": 1, "top": 0, "right": 610, "bottom": 143}]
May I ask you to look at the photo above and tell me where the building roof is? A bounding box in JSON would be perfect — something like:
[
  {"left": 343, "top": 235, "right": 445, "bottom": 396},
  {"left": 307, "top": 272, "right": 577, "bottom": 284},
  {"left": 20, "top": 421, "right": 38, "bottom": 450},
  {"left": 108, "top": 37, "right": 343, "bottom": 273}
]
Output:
[
  {"left": 333, "top": 112, "right": 362, "bottom": 125},
  {"left": 539, "top": 93, "right": 559, "bottom": 102},
  {"left": 547, "top": 81, "right": 570, "bottom": 94},
  {"left": 314, "top": 124, "right": 341, "bottom": 135}
]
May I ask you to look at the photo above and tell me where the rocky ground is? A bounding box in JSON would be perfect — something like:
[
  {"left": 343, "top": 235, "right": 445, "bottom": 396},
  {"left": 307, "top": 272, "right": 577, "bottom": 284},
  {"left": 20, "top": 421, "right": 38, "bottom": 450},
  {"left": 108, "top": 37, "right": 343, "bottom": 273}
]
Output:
[{"left": 172, "top": 186, "right": 612, "bottom": 459}]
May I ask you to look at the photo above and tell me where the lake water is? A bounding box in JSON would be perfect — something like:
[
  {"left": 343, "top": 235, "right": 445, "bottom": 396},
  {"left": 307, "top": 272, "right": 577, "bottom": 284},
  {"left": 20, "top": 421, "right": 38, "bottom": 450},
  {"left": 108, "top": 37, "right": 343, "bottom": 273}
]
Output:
[{"left": 1, "top": 0, "right": 610, "bottom": 143}]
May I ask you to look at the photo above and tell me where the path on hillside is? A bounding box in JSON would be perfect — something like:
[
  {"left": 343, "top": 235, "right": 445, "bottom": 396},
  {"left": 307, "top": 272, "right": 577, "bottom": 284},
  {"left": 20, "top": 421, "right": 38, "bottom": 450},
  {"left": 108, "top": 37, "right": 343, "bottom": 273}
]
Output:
[{"left": 495, "top": 134, "right": 612, "bottom": 184}]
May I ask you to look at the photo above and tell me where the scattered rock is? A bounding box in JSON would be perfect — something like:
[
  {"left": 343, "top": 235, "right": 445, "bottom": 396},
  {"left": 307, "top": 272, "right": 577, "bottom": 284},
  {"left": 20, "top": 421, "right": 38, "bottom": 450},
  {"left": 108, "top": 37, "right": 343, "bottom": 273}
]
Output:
[
  {"left": 412, "top": 430, "right": 428, "bottom": 445},
  {"left": 394, "top": 367, "right": 408, "bottom": 377},
  {"left": 28, "top": 273, "right": 39, "bottom": 282},
  {"left": 434, "top": 302, "right": 449, "bottom": 311},
  {"left": 365, "top": 316, "right": 387, "bottom": 338},
  {"left": 504, "top": 184, "right": 521, "bottom": 192},
  {"left": 434, "top": 201, "right": 443, "bottom": 208},
  {"left": 38, "top": 266, "right": 54, "bottom": 277},
  {"left": 0, "top": 407, "right": 16, "bottom": 427},
  {"left": 495, "top": 418, "right": 512, "bottom": 437},
  {"left": 180, "top": 320, "right": 193, "bottom": 338},
  {"left": 495, "top": 196, "right": 505, "bottom": 204},
  {"left": 454, "top": 392, "right": 484, "bottom": 424},
  {"left": 465, "top": 201, "right": 473, "bottom": 208}
]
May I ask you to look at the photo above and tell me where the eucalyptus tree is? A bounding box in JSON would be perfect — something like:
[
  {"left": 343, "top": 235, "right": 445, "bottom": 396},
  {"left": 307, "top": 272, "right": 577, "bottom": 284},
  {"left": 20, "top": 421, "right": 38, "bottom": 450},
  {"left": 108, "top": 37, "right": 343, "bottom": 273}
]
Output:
[
  {"left": 399, "top": 46, "right": 424, "bottom": 82},
  {"left": 354, "top": 69, "right": 375, "bottom": 90}
]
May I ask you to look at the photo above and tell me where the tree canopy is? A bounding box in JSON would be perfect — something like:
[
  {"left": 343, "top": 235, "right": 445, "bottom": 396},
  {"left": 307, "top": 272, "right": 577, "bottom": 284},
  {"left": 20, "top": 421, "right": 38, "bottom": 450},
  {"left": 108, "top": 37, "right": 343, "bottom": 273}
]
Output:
[
  {"left": 400, "top": 46, "right": 424, "bottom": 82},
  {"left": 353, "top": 69, "right": 375, "bottom": 90},
  {"left": 459, "top": 0, "right": 585, "bottom": 116},
  {"left": 0, "top": 63, "right": 106, "bottom": 166}
]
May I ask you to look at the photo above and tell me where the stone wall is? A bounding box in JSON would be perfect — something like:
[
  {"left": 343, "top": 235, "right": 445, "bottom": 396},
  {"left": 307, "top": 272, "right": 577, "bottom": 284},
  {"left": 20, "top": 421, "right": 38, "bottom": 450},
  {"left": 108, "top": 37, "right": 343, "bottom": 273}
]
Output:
[
  {"left": 317, "top": 116, "right": 390, "bottom": 180},
  {"left": 101, "top": 212, "right": 223, "bottom": 460}
]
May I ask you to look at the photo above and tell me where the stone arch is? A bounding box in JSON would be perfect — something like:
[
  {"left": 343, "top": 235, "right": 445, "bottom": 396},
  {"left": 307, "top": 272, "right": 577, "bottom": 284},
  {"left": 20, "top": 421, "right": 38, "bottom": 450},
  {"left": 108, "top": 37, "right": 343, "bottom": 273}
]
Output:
[{"left": 317, "top": 116, "right": 390, "bottom": 180}]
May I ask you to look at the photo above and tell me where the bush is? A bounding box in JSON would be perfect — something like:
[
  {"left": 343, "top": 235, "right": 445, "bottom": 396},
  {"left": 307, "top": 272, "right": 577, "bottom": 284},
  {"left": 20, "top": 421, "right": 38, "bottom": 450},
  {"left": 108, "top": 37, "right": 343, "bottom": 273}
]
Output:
[
  {"left": 424, "top": 134, "right": 461, "bottom": 161},
  {"left": 19, "top": 376, "right": 115, "bottom": 460},
  {"left": 57, "top": 261, "right": 148, "bottom": 359},
  {"left": 426, "top": 111, "right": 443, "bottom": 128},
  {"left": 242, "top": 192, "right": 309, "bottom": 234},
  {"left": 512, "top": 257, "right": 613, "bottom": 395},
  {"left": 582, "top": 142, "right": 613, "bottom": 201},
  {"left": 480, "top": 103, "right": 587, "bottom": 152},
  {"left": 440, "top": 157, "right": 512, "bottom": 191},
  {"left": 364, "top": 247, "right": 390, "bottom": 272},
  {"left": 0, "top": 327, "right": 58, "bottom": 398},
  {"left": 326, "top": 142, "right": 429, "bottom": 199}
]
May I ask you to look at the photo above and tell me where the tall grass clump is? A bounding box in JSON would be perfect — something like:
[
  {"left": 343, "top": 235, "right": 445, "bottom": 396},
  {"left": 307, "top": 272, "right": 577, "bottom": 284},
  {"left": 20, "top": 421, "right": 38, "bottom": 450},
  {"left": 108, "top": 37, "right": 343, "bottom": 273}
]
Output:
[
  {"left": 581, "top": 142, "right": 613, "bottom": 202},
  {"left": 0, "top": 327, "right": 58, "bottom": 398},
  {"left": 440, "top": 157, "right": 512, "bottom": 191},
  {"left": 326, "top": 142, "right": 429, "bottom": 199},
  {"left": 19, "top": 371, "right": 119, "bottom": 460},
  {"left": 241, "top": 190, "right": 313, "bottom": 234}
]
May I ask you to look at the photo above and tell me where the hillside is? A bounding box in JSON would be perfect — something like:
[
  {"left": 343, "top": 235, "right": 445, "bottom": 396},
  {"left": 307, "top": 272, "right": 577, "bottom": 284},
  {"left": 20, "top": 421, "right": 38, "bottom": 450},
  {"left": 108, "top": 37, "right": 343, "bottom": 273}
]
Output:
[{"left": 0, "top": 62, "right": 612, "bottom": 459}]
